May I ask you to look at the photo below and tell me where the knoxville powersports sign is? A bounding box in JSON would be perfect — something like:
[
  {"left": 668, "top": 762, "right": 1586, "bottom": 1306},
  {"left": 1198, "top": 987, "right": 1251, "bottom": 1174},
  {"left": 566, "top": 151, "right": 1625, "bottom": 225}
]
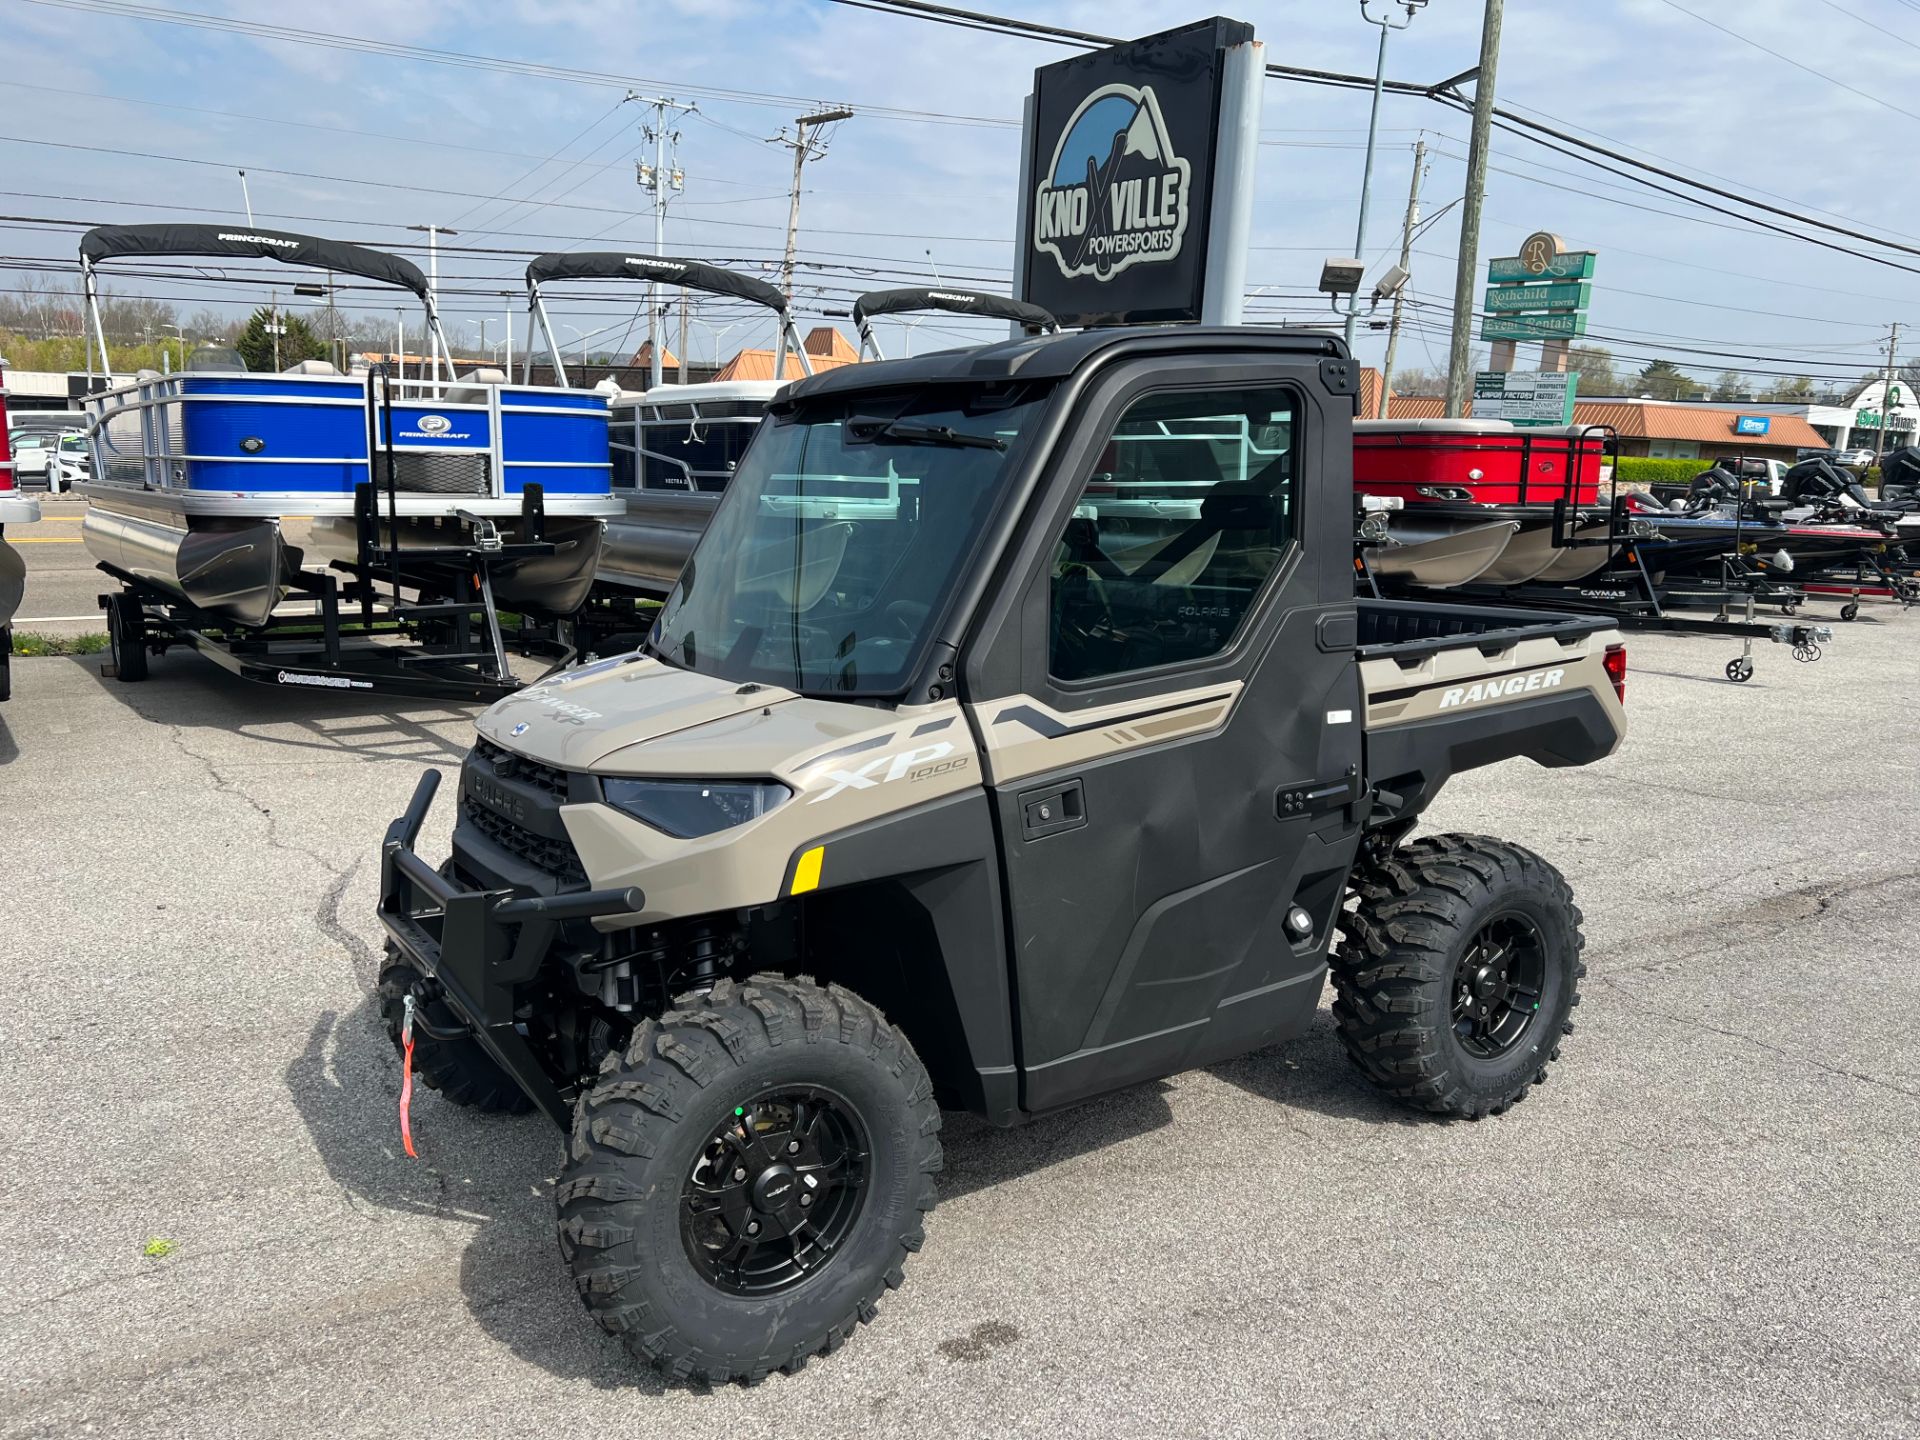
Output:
[{"left": 1021, "top": 16, "right": 1251, "bottom": 327}]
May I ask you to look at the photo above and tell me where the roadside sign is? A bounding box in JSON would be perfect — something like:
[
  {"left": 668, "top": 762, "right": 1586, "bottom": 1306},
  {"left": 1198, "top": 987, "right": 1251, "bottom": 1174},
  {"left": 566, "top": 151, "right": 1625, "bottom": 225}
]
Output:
[
  {"left": 1471, "top": 370, "right": 1579, "bottom": 427},
  {"left": 1734, "top": 415, "right": 1770, "bottom": 436},
  {"left": 1482, "top": 311, "right": 1588, "bottom": 341},
  {"left": 1484, "top": 281, "right": 1592, "bottom": 314},
  {"left": 1487, "top": 251, "right": 1596, "bottom": 284},
  {"left": 1018, "top": 17, "right": 1255, "bottom": 327}
]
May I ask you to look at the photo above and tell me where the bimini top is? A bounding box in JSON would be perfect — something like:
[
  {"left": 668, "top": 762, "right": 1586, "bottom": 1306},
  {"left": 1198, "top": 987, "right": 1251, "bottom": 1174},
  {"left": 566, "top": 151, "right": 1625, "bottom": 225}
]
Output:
[
  {"left": 79, "top": 224, "right": 429, "bottom": 300},
  {"left": 852, "top": 288, "right": 1056, "bottom": 331},
  {"left": 526, "top": 252, "right": 788, "bottom": 313}
]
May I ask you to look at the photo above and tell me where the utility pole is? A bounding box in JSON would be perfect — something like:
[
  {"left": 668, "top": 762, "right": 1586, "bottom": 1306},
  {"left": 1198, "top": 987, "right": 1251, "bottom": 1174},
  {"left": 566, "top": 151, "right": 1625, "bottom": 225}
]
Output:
[
  {"left": 268, "top": 286, "right": 280, "bottom": 371},
  {"left": 678, "top": 291, "right": 689, "bottom": 383},
  {"left": 773, "top": 107, "right": 854, "bottom": 377},
  {"left": 1379, "top": 138, "right": 1427, "bottom": 418},
  {"left": 634, "top": 96, "right": 694, "bottom": 390},
  {"left": 1445, "top": 0, "right": 1503, "bottom": 417},
  {"left": 1876, "top": 321, "right": 1901, "bottom": 470},
  {"left": 238, "top": 169, "right": 255, "bottom": 227}
]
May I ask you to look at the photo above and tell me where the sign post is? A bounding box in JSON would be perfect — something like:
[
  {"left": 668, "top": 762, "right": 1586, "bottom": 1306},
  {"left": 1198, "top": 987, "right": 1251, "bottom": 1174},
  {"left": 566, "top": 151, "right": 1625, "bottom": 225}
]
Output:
[{"left": 1018, "top": 17, "right": 1260, "bottom": 329}]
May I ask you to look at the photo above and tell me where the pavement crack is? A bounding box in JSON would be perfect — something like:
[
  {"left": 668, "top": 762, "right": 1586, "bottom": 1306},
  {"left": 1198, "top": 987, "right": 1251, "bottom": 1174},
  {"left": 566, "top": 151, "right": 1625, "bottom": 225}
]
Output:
[
  {"left": 316, "top": 859, "right": 379, "bottom": 990},
  {"left": 164, "top": 724, "right": 344, "bottom": 878},
  {"left": 1599, "top": 975, "right": 1920, "bottom": 1102}
]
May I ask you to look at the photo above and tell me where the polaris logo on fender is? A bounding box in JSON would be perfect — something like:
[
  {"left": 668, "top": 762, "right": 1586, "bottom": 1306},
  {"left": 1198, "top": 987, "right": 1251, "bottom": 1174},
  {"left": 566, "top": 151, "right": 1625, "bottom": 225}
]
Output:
[
  {"left": 1439, "top": 669, "right": 1566, "bottom": 709},
  {"left": 1033, "top": 83, "right": 1190, "bottom": 281}
]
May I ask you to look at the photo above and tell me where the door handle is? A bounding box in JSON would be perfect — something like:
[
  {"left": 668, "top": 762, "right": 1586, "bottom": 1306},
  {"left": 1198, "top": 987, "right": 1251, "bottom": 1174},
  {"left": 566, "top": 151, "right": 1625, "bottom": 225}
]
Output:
[
  {"left": 1275, "top": 767, "right": 1360, "bottom": 821},
  {"left": 1019, "top": 778, "right": 1086, "bottom": 840}
]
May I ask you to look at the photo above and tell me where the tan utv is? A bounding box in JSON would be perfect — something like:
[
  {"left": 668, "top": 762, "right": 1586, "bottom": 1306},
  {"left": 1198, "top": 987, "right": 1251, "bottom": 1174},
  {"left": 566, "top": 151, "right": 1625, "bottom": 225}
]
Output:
[{"left": 378, "top": 325, "right": 1628, "bottom": 1384}]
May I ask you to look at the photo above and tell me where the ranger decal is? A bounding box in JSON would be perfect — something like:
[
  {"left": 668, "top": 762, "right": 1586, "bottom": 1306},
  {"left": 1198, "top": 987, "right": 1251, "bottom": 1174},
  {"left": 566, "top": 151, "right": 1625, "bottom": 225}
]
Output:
[{"left": 1439, "top": 668, "right": 1566, "bottom": 709}]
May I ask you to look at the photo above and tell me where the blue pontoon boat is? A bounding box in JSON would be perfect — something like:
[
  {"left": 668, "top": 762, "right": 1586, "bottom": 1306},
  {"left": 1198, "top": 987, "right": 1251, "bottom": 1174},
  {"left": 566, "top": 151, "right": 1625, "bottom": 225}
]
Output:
[{"left": 76, "top": 224, "right": 623, "bottom": 699}]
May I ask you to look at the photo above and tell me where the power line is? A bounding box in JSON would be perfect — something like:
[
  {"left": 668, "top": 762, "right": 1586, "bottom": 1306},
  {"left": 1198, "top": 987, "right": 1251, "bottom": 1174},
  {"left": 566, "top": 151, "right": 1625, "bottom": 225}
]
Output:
[{"left": 1655, "top": 0, "right": 1920, "bottom": 125}]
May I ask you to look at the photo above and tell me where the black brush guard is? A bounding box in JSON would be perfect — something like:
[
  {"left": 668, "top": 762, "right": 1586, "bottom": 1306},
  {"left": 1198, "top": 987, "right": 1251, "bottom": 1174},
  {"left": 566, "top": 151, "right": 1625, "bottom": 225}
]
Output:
[{"left": 377, "top": 768, "right": 644, "bottom": 1124}]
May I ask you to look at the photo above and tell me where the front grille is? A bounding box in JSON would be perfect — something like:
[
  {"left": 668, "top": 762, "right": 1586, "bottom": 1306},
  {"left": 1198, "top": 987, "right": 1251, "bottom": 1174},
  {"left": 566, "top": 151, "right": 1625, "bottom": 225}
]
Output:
[
  {"left": 463, "top": 737, "right": 587, "bottom": 884},
  {"left": 461, "top": 796, "right": 588, "bottom": 885},
  {"left": 474, "top": 737, "right": 568, "bottom": 800}
]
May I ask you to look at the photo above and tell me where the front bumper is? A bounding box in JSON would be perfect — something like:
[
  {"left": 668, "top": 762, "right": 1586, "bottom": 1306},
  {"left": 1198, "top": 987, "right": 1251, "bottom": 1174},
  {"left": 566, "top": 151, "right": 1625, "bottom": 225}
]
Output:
[{"left": 377, "top": 769, "right": 645, "bottom": 1126}]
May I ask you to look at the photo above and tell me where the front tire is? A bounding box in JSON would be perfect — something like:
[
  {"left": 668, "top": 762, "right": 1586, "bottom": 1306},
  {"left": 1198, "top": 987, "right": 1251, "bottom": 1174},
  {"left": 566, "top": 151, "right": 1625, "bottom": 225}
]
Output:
[
  {"left": 557, "top": 975, "right": 942, "bottom": 1385},
  {"left": 377, "top": 953, "right": 535, "bottom": 1114},
  {"left": 1332, "top": 834, "right": 1585, "bottom": 1119}
]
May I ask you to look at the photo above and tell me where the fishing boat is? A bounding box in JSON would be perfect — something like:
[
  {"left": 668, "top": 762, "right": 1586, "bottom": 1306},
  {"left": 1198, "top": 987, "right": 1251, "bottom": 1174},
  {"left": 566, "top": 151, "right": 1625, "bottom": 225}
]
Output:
[
  {"left": 1353, "top": 418, "right": 1617, "bottom": 587},
  {"left": 75, "top": 224, "right": 621, "bottom": 698}
]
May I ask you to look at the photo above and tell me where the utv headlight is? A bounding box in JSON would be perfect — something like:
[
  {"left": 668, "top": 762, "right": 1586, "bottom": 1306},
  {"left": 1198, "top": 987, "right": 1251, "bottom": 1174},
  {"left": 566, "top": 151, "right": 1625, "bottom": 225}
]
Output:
[{"left": 602, "top": 778, "right": 791, "bottom": 838}]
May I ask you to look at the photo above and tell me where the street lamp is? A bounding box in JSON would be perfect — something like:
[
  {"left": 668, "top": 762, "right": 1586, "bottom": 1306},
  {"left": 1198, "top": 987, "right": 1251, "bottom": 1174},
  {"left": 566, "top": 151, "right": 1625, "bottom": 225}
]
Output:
[
  {"left": 562, "top": 325, "right": 590, "bottom": 379},
  {"left": 1345, "top": 0, "right": 1427, "bottom": 351},
  {"left": 689, "top": 318, "right": 744, "bottom": 371},
  {"left": 161, "top": 322, "right": 185, "bottom": 373}
]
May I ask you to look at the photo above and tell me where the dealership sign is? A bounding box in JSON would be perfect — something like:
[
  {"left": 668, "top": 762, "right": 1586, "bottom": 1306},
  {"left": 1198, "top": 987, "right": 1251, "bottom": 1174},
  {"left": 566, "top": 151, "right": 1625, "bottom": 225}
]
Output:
[
  {"left": 1734, "top": 415, "right": 1770, "bottom": 436},
  {"left": 1021, "top": 17, "right": 1254, "bottom": 327}
]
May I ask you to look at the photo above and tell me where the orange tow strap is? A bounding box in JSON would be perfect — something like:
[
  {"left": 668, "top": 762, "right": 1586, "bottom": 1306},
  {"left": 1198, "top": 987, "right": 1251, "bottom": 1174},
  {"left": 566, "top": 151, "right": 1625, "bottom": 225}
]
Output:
[{"left": 400, "top": 993, "right": 418, "bottom": 1159}]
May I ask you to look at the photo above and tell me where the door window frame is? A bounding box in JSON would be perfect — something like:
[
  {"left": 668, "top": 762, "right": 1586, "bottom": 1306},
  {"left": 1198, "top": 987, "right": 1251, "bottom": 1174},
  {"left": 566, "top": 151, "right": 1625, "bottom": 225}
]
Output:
[{"left": 979, "top": 358, "right": 1321, "bottom": 717}]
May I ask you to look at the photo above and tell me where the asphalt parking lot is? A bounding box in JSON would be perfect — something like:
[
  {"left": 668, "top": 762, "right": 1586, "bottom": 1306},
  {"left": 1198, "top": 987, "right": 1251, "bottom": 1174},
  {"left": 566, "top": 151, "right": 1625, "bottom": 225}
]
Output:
[{"left": 1, "top": 596, "right": 1916, "bottom": 1438}]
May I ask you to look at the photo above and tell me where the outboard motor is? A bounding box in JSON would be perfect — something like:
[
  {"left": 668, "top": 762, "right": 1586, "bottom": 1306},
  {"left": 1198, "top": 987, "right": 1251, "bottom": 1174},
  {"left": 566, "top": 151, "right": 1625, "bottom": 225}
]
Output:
[{"left": 1880, "top": 445, "right": 1920, "bottom": 508}]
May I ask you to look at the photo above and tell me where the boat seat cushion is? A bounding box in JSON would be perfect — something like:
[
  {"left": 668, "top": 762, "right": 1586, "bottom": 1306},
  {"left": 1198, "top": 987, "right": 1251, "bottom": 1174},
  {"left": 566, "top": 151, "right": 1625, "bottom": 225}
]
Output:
[
  {"left": 445, "top": 367, "right": 507, "bottom": 405},
  {"left": 283, "top": 359, "right": 340, "bottom": 375}
]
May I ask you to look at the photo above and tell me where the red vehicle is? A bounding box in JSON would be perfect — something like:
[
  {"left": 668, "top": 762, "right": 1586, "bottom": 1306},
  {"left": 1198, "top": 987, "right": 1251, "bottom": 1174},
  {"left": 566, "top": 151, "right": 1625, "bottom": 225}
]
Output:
[{"left": 0, "top": 363, "right": 42, "bottom": 701}]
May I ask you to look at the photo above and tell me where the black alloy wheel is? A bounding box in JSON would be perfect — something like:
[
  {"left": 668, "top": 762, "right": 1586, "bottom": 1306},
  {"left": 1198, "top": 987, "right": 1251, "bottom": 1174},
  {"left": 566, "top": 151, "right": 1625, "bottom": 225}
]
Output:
[
  {"left": 1449, "top": 913, "right": 1547, "bottom": 1060},
  {"left": 681, "top": 1086, "right": 871, "bottom": 1296}
]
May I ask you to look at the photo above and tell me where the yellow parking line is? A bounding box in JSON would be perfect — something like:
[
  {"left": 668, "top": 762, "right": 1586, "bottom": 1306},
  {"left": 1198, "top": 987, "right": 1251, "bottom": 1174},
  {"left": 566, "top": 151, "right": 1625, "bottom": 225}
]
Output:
[{"left": 10, "top": 537, "right": 83, "bottom": 544}]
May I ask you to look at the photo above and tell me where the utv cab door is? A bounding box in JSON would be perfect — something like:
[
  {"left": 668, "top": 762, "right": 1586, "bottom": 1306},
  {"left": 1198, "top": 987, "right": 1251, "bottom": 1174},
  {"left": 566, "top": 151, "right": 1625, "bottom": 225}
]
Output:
[{"left": 965, "top": 361, "right": 1365, "bottom": 1115}]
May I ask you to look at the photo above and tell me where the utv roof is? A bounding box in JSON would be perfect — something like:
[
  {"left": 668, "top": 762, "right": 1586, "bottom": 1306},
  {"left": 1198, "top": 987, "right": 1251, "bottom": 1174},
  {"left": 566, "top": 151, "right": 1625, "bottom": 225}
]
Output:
[{"left": 779, "top": 325, "right": 1350, "bottom": 404}]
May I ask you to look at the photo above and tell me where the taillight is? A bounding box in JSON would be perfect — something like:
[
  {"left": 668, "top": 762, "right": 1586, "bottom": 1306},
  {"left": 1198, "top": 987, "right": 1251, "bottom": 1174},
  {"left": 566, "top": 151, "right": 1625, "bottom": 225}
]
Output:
[{"left": 1603, "top": 642, "right": 1627, "bottom": 703}]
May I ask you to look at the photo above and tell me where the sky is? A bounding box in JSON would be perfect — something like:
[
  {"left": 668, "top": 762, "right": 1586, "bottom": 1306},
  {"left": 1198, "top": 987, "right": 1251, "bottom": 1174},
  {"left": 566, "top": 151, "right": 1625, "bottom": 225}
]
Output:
[{"left": 2, "top": 0, "right": 1918, "bottom": 392}]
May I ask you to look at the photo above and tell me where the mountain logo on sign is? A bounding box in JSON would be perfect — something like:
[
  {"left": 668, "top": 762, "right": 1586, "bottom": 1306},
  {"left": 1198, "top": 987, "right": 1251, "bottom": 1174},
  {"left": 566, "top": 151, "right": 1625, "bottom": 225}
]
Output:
[{"left": 1033, "top": 83, "right": 1191, "bottom": 282}]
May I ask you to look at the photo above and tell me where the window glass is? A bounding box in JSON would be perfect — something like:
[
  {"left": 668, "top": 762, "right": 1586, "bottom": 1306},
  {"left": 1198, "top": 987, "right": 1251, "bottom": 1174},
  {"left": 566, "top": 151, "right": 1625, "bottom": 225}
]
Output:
[
  {"left": 1051, "top": 386, "right": 1297, "bottom": 683},
  {"left": 653, "top": 386, "right": 1041, "bottom": 694}
]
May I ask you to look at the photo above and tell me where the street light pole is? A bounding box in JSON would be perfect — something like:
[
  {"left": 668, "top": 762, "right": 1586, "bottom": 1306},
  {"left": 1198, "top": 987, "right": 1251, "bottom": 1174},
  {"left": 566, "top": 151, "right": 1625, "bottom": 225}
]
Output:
[
  {"left": 1378, "top": 138, "right": 1427, "bottom": 417},
  {"left": 406, "top": 224, "right": 458, "bottom": 390},
  {"left": 1445, "top": 0, "right": 1504, "bottom": 417},
  {"left": 1345, "top": 1, "right": 1426, "bottom": 352}
]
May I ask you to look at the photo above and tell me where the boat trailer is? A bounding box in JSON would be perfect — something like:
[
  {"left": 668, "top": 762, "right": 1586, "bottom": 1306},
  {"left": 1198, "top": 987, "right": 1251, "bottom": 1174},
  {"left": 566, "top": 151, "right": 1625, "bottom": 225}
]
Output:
[{"left": 98, "top": 374, "right": 580, "bottom": 702}]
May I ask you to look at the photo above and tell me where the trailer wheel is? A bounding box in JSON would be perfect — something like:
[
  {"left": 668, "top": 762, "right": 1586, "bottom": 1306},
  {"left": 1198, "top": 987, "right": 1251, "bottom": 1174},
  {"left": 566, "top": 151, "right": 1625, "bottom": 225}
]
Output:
[
  {"left": 1840, "top": 601, "right": 1860, "bottom": 622},
  {"left": 106, "top": 594, "right": 149, "bottom": 682},
  {"left": 1332, "top": 834, "right": 1585, "bottom": 1120},
  {"left": 1725, "top": 657, "right": 1754, "bottom": 683},
  {"left": 377, "top": 953, "right": 535, "bottom": 1114},
  {"left": 557, "top": 975, "right": 942, "bottom": 1385}
]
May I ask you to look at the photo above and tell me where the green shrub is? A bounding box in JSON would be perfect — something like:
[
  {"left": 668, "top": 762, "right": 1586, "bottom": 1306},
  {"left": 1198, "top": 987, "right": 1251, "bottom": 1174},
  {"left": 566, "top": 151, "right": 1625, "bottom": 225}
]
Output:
[{"left": 1612, "top": 456, "right": 1712, "bottom": 486}]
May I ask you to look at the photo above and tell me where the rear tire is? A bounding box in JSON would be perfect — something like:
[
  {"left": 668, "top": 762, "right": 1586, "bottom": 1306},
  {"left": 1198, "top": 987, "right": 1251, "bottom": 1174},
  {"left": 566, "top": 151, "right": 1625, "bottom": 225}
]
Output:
[
  {"left": 1332, "top": 834, "right": 1585, "bottom": 1119},
  {"left": 377, "top": 952, "right": 535, "bottom": 1114},
  {"left": 106, "top": 594, "right": 148, "bottom": 682},
  {"left": 557, "top": 975, "right": 942, "bottom": 1385}
]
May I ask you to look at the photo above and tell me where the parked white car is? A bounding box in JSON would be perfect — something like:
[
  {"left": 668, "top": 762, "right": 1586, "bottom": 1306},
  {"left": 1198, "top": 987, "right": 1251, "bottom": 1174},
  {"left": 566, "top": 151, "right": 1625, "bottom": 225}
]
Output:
[{"left": 49, "top": 430, "right": 90, "bottom": 492}]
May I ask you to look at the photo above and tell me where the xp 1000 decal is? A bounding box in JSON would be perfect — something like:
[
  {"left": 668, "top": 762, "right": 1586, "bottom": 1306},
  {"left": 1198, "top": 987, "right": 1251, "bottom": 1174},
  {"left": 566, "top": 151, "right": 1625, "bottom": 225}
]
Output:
[{"left": 1033, "top": 83, "right": 1191, "bottom": 282}]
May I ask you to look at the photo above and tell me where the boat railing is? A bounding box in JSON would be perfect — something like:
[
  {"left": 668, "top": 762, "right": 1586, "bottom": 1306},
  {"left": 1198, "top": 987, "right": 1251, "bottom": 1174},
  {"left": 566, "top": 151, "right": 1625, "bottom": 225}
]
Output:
[{"left": 82, "top": 367, "right": 610, "bottom": 501}]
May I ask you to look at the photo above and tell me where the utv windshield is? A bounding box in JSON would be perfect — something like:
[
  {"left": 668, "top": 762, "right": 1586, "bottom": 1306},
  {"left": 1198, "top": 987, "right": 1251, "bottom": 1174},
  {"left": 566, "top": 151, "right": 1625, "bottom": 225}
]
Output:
[{"left": 652, "top": 386, "right": 1043, "bottom": 694}]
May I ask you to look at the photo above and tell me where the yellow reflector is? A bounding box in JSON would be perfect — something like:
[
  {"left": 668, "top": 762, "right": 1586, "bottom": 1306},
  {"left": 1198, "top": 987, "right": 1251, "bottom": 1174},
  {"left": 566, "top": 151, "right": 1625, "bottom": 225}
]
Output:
[{"left": 790, "top": 846, "right": 824, "bottom": 895}]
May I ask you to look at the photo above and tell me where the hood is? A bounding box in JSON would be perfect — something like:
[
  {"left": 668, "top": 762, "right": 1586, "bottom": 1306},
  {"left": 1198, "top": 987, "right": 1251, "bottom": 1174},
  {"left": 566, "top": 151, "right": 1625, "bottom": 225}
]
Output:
[{"left": 477, "top": 656, "right": 802, "bottom": 770}]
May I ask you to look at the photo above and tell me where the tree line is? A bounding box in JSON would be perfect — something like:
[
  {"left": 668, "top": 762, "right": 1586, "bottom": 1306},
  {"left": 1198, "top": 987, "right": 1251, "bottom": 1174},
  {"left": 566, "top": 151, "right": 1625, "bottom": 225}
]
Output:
[{"left": 1389, "top": 345, "right": 1889, "bottom": 405}]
